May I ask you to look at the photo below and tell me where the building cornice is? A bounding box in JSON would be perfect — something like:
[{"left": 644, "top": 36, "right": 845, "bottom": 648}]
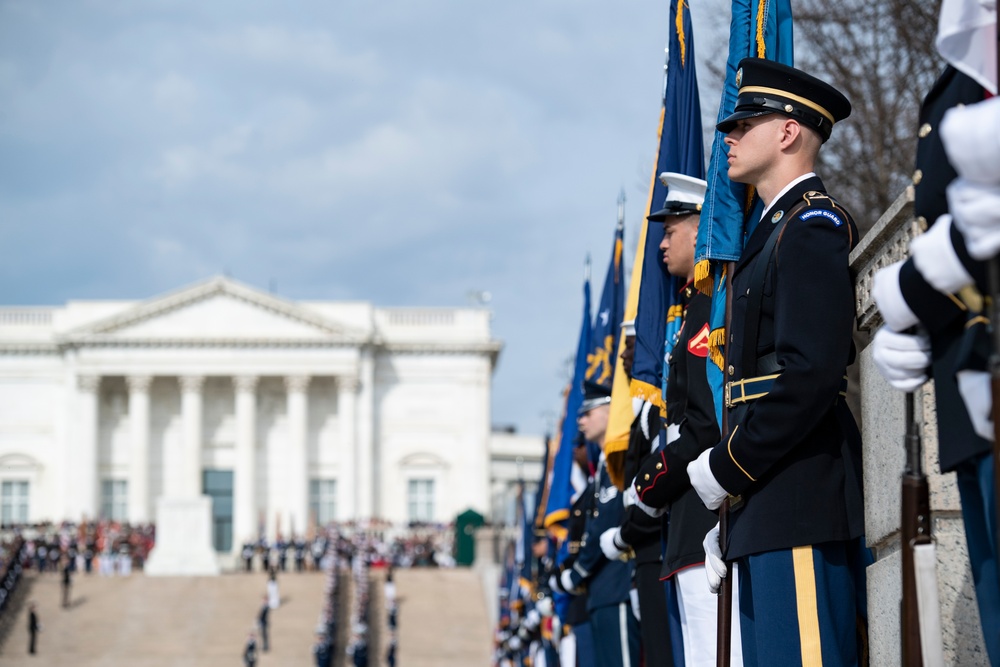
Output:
[{"left": 65, "top": 275, "right": 368, "bottom": 342}]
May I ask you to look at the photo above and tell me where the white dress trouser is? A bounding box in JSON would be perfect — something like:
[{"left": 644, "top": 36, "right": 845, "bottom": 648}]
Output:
[{"left": 675, "top": 564, "right": 744, "bottom": 667}]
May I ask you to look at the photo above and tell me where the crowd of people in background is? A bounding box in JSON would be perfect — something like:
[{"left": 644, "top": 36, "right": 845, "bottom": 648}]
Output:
[{"left": 0, "top": 520, "right": 155, "bottom": 577}]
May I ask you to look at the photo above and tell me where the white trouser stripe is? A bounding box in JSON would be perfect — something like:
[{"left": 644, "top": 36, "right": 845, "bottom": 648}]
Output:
[{"left": 619, "top": 601, "right": 631, "bottom": 667}]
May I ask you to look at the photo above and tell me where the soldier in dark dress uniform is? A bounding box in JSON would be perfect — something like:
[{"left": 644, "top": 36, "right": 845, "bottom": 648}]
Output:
[
  {"left": 870, "top": 62, "right": 999, "bottom": 665},
  {"left": 686, "top": 59, "right": 867, "bottom": 666},
  {"left": 552, "top": 382, "right": 641, "bottom": 667},
  {"left": 618, "top": 173, "right": 741, "bottom": 666},
  {"left": 551, "top": 437, "right": 598, "bottom": 667},
  {"left": 598, "top": 322, "right": 674, "bottom": 667}
]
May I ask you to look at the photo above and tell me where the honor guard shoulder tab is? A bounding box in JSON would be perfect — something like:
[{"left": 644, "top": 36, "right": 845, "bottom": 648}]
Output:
[{"left": 797, "top": 191, "right": 854, "bottom": 246}]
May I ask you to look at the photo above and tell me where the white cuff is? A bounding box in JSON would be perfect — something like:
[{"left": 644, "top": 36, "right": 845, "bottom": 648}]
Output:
[
  {"left": 957, "top": 370, "right": 994, "bottom": 441},
  {"left": 687, "top": 448, "right": 728, "bottom": 511},
  {"left": 941, "top": 97, "right": 1000, "bottom": 183},
  {"left": 872, "top": 261, "right": 919, "bottom": 332},
  {"left": 911, "top": 215, "right": 974, "bottom": 293}
]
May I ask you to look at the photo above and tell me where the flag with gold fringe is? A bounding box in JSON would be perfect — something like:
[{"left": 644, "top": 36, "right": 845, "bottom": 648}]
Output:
[
  {"left": 604, "top": 0, "right": 706, "bottom": 489},
  {"left": 694, "top": 0, "right": 793, "bottom": 427},
  {"left": 543, "top": 264, "right": 592, "bottom": 539}
]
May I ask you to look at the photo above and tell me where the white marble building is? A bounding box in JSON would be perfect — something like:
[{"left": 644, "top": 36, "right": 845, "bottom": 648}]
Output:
[{"left": 0, "top": 276, "right": 523, "bottom": 567}]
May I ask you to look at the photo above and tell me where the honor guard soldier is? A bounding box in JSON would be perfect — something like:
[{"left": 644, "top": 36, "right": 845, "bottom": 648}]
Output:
[
  {"left": 598, "top": 317, "right": 675, "bottom": 667},
  {"left": 551, "top": 433, "right": 598, "bottom": 667},
  {"left": 686, "top": 59, "right": 868, "bottom": 666},
  {"left": 551, "top": 381, "right": 641, "bottom": 667},
  {"left": 616, "top": 173, "right": 742, "bottom": 667},
  {"left": 871, "top": 60, "right": 1000, "bottom": 663}
]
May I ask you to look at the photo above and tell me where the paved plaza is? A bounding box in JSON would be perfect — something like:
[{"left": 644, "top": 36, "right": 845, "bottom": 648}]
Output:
[{"left": 0, "top": 567, "right": 491, "bottom": 666}]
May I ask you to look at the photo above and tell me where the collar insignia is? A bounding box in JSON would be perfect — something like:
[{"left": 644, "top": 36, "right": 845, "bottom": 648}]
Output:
[{"left": 771, "top": 210, "right": 784, "bottom": 224}]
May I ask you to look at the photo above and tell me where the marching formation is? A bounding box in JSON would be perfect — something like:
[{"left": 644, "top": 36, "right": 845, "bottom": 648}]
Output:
[{"left": 494, "top": 0, "right": 998, "bottom": 666}]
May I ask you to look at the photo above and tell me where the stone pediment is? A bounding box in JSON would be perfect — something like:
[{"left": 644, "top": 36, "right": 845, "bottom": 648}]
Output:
[{"left": 65, "top": 276, "right": 365, "bottom": 345}]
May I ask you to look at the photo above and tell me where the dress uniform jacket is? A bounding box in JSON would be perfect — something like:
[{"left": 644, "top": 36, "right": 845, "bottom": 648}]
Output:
[
  {"left": 894, "top": 66, "right": 992, "bottom": 472},
  {"left": 566, "top": 459, "right": 634, "bottom": 613},
  {"left": 631, "top": 285, "right": 721, "bottom": 576},
  {"left": 706, "top": 175, "right": 866, "bottom": 560},
  {"left": 561, "top": 474, "right": 593, "bottom": 627},
  {"left": 619, "top": 403, "right": 665, "bottom": 567}
]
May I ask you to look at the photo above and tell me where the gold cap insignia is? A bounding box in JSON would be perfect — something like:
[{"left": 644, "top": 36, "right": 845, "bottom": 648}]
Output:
[
  {"left": 735, "top": 67, "right": 743, "bottom": 88},
  {"left": 784, "top": 104, "right": 793, "bottom": 113},
  {"left": 771, "top": 210, "right": 784, "bottom": 224}
]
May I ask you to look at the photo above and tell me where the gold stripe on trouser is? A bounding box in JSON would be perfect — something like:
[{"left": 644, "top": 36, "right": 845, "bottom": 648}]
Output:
[{"left": 792, "top": 546, "right": 823, "bottom": 666}]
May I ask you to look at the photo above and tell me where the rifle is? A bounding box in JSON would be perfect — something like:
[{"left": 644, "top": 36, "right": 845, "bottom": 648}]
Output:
[{"left": 900, "top": 390, "right": 943, "bottom": 666}]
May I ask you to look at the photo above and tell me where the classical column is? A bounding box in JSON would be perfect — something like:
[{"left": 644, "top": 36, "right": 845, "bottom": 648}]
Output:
[
  {"left": 338, "top": 375, "right": 359, "bottom": 521},
  {"left": 285, "top": 375, "right": 310, "bottom": 537},
  {"left": 179, "top": 375, "right": 205, "bottom": 499},
  {"left": 76, "top": 375, "right": 101, "bottom": 520},
  {"left": 126, "top": 375, "right": 152, "bottom": 523},
  {"left": 233, "top": 375, "right": 259, "bottom": 549},
  {"left": 358, "top": 349, "right": 375, "bottom": 518}
]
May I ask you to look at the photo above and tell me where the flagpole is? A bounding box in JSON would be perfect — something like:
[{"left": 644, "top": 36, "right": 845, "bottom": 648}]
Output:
[
  {"left": 717, "top": 261, "right": 735, "bottom": 667},
  {"left": 991, "top": 11, "right": 1000, "bottom": 577}
]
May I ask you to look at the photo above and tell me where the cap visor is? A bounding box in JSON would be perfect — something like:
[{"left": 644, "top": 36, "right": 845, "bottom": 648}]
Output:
[{"left": 716, "top": 109, "right": 774, "bottom": 133}]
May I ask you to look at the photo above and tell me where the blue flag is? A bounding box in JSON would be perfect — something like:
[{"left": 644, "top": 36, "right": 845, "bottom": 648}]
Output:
[
  {"left": 585, "top": 221, "right": 625, "bottom": 393},
  {"left": 694, "top": 0, "right": 793, "bottom": 427},
  {"left": 544, "top": 267, "right": 592, "bottom": 535},
  {"left": 632, "top": 0, "right": 706, "bottom": 412}
]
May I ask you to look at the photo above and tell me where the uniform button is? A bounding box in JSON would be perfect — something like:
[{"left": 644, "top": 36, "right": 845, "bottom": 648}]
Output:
[
  {"left": 655, "top": 462, "right": 663, "bottom": 470},
  {"left": 635, "top": 486, "right": 641, "bottom": 492},
  {"left": 593, "top": 510, "right": 599, "bottom": 517},
  {"left": 728, "top": 365, "right": 735, "bottom": 376},
  {"left": 643, "top": 473, "right": 650, "bottom": 481},
  {"left": 912, "top": 169, "right": 923, "bottom": 185},
  {"left": 916, "top": 216, "right": 928, "bottom": 231},
  {"left": 918, "top": 123, "right": 932, "bottom": 138},
  {"left": 574, "top": 510, "right": 581, "bottom": 516}
]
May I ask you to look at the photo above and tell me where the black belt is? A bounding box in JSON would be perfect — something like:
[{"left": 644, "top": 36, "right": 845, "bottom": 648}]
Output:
[{"left": 725, "top": 373, "right": 848, "bottom": 408}]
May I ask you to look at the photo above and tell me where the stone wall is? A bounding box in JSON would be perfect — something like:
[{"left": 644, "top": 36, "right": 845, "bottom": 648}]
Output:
[{"left": 850, "top": 188, "right": 989, "bottom": 664}]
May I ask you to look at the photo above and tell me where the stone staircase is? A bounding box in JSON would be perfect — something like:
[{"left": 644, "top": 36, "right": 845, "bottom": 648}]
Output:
[
  {"left": 0, "top": 566, "right": 494, "bottom": 666},
  {"left": 0, "top": 569, "right": 326, "bottom": 666}
]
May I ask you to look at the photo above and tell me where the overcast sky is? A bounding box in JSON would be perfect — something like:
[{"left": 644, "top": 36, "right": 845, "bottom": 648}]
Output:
[{"left": 0, "top": 0, "right": 727, "bottom": 437}]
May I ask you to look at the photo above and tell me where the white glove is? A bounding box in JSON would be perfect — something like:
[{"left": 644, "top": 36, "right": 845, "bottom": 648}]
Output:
[
  {"left": 871, "top": 327, "right": 931, "bottom": 392},
  {"left": 666, "top": 423, "right": 681, "bottom": 444},
  {"left": 941, "top": 96, "right": 1000, "bottom": 183},
  {"left": 957, "top": 370, "right": 994, "bottom": 441},
  {"left": 548, "top": 574, "right": 561, "bottom": 594},
  {"left": 639, "top": 401, "right": 653, "bottom": 439},
  {"left": 622, "top": 484, "right": 638, "bottom": 508},
  {"left": 703, "top": 523, "right": 728, "bottom": 595},
  {"left": 948, "top": 178, "right": 1000, "bottom": 260},
  {"left": 687, "top": 448, "right": 728, "bottom": 511},
  {"left": 629, "top": 587, "right": 641, "bottom": 621},
  {"left": 560, "top": 569, "right": 577, "bottom": 594},
  {"left": 872, "top": 261, "right": 920, "bottom": 332},
  {"left": 599, "top": 527, "right": 627, "bottom": 561},
  {"left": 525, "top": 609, "right": 541, "bottom": 629},
  {"left": 911, "top": 215, "right": 974, "bottom": 293},
  {"left": 535, "top": 596, "right": 553, "bottom": 617}
]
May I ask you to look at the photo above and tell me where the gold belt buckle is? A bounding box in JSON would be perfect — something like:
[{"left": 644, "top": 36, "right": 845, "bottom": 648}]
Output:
[{"left": 724, "top": 381, "right": 733, "bottom": 408}]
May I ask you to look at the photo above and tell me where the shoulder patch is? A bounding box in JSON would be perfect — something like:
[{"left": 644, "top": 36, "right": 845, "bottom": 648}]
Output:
[
  {"left": 799, "top": 208, "right": 844, "bottom": 227},
  {"left": 687, "top": 323, "right": 710, "bottom": 358}
]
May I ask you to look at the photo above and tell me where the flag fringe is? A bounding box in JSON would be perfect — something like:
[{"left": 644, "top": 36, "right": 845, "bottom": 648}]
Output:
[
  {"left": 543, "top": 509, "right": 570, "bottom": 529},
  {"left": 694, "top": 258, "right": 713, "bottom": 295},
  {"left": 708, "top": 327, "right": 726, "bottom": 370},
  {"left": 630, "top": 378, "right": 666, "bottom": 410}
]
